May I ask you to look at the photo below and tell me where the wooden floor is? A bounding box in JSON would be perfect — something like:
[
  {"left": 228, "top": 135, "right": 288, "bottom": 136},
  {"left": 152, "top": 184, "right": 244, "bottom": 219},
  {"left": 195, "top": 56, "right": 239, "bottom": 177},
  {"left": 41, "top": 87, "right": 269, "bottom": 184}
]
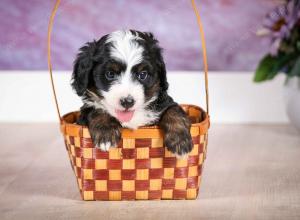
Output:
[{"left": 0, "top": 123, "right": 299, "bottom": 220}]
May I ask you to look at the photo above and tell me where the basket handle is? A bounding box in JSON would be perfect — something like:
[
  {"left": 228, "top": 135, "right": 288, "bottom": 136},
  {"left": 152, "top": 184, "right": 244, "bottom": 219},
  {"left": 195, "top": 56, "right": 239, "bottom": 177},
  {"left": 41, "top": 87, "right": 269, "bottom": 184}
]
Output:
[
  {"left": 47, "top": 0, "right": 209, "bottom": 122},
  {"left": 191, "top": 0, "right": 210, "bottom": 115},
  {"left": 47, "top": 0, "right": 62, "bottom": 122}
]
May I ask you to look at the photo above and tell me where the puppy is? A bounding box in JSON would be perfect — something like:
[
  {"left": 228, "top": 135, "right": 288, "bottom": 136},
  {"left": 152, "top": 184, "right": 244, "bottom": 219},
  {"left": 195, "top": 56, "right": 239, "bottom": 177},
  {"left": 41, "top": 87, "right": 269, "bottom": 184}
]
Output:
[{"left": 71, "top": 30, "right": 193, "bottom": 157}]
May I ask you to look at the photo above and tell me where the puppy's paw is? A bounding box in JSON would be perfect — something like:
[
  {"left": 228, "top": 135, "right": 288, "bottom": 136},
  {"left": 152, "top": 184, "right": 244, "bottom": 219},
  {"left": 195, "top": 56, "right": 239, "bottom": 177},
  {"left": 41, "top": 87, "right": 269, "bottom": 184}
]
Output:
[
  {"left": 97, "top": 142, "right": 113, "bottom": 151},
  {"left": 91, "top": 127, "right": 121, "bottom": 152},
  {"left": 164, "top": 128, "right": 193, "bottom": 157}
]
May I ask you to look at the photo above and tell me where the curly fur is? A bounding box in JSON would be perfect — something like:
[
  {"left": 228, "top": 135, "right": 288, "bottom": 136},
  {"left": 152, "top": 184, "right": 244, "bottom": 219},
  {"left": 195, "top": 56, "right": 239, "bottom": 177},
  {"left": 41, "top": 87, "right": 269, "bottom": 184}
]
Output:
[{"left": 72, "top": 30, "right": 193, "bottom": 156}]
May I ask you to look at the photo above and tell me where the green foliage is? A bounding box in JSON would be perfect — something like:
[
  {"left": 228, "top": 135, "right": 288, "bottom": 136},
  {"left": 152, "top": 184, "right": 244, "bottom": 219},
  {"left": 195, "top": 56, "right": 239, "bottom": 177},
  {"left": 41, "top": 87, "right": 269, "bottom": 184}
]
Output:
[
  {"left": 254, "top": 53, "right": 297, "bottom": 82},
  {"left": 297, "top": 41, "right": 300, "bottom": 51},
  {"left": 290, "top": 57, "right": 300, "bottom": 77}
]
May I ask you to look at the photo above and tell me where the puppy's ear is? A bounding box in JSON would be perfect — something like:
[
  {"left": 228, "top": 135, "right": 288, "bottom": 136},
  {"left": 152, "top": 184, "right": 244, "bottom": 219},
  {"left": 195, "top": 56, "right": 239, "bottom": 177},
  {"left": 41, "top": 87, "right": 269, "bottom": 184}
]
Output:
[
  {"left": 142, "top": 32, "right": 169, "bottom": 91},
  {"left": 71, "top": 41, "right": 98, "bottom": 96},
  {"left": 154, "top": 42, "right": 169, "bottom": 92},
  {"left": 157, "top": 57, "right": 169, "bottom": 91}
]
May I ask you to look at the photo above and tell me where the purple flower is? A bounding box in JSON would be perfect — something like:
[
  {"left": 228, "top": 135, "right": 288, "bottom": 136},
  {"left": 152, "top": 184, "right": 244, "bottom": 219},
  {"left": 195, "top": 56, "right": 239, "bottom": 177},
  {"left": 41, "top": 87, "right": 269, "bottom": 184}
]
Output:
[{"left": 257, "top": 0, "right": 300, "bottom": 56}]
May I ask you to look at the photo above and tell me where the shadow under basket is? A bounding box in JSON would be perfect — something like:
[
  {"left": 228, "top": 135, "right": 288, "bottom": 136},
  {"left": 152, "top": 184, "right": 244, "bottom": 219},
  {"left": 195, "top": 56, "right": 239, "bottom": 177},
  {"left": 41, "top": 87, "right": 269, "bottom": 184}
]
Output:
[{"left": 60, "top": 104, "right": 210, "bottom": 200}]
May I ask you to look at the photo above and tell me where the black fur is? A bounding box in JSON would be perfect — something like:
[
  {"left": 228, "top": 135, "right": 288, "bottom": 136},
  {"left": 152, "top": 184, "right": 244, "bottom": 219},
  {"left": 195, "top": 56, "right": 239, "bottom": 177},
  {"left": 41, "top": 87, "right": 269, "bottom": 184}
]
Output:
[{"left": 72, "top": 30, "right": 193, "bottom": 156}]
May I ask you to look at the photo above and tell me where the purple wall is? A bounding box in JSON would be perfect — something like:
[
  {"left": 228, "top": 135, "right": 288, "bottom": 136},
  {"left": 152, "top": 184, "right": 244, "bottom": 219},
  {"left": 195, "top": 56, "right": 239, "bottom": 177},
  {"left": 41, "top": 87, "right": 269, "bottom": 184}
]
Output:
[{"left": 0, "top": 0, "right": 275, "bottom": 71}]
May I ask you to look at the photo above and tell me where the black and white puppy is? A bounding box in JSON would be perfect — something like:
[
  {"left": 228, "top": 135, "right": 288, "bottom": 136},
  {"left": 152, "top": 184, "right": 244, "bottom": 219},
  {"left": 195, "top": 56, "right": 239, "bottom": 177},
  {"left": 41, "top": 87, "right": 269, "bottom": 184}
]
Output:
[{"left": 71, "top": 30, "right": 193, "bottom": 157}]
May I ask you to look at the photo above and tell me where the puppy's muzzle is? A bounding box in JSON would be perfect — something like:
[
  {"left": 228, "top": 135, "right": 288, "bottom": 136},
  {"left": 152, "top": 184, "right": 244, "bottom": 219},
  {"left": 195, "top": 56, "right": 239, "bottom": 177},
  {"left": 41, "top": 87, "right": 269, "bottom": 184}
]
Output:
[{"left": 120, "top": 95, "right": 135, "bottom": 109}]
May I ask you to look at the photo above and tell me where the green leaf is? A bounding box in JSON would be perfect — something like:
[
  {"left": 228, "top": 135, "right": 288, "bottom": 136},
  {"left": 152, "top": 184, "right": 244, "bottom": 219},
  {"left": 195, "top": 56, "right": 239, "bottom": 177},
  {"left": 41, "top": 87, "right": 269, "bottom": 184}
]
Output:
[
  {"left": 254, "top": 55, "right": 279, "bottom": 82},
  {"left": 297, "top": 41, "right": 300, "bottom": 51},
  {"left": 290, "top": 57, "right": 300, "bottom": 77},
  {"left": 254, "top": 53, "right": 298, "bottom": 83}
]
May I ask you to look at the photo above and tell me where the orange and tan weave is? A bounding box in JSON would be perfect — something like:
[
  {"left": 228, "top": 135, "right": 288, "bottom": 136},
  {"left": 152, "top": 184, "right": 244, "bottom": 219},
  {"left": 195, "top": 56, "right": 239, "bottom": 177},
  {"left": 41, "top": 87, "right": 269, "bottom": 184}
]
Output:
[{"left": 60, "top": 105, "right": 209, "bottom": 200}]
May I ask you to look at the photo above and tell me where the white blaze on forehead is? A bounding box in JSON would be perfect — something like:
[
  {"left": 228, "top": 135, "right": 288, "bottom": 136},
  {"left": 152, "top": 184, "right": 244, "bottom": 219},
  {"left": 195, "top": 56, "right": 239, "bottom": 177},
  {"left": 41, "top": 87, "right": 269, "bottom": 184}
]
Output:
[
  {"left": 105, "top": 30, "right": 144, "bottom": 69},
  {"left": 95, "top": 30, "right": 159, "bottom": 129},
  {"left": 103, "top": 31, "right": 145, "bottom": 115}
]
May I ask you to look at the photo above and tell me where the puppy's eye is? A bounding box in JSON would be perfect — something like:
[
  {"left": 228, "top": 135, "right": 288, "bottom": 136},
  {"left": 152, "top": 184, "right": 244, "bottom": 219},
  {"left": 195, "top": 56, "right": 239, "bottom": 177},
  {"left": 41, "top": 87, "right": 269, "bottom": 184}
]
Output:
[
  {"left": 105, "top": 71, "right": 117, "bottom": 80},
  {"left": 136, "top": 71, "right": 148, "bottom": 81}
]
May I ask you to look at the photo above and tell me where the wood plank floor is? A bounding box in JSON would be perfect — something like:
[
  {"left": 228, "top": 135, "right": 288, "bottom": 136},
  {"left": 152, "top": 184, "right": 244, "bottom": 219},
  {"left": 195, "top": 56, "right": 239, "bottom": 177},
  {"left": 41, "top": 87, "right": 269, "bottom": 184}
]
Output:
[{"left": 0, "top": 123, "right": 299, "bottom": 220}]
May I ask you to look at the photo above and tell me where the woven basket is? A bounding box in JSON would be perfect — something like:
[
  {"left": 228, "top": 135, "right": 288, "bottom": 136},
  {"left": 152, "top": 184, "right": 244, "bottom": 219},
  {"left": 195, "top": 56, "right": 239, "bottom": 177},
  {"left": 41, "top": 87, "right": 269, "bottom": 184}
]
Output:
[{"left": 48, "top": 0, "right": 210, "bottom": 200}]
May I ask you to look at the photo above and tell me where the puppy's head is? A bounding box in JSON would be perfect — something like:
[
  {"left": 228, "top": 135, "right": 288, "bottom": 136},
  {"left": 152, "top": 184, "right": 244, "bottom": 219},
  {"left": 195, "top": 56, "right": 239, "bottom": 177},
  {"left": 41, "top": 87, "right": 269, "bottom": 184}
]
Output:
[{"left": 72, "top": 30, "right": 168, "bottom": 128}]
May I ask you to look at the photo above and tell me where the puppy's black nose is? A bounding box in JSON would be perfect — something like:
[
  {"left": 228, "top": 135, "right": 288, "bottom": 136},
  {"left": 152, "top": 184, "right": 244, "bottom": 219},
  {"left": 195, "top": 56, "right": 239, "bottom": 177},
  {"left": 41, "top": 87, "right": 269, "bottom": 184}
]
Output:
[{"left": 120, "top": 96, "right": 135, "bottom": 109}]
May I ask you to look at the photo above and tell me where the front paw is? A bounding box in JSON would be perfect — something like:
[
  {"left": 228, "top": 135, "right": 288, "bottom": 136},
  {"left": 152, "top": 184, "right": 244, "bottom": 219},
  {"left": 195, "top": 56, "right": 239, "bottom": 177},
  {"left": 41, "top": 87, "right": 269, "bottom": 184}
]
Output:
[
  {"left": 164, "top": 129, "right": 193, "bottom": 158},
  {"left": 90, "top": 127, "right": 121, "bottom": 151},
  {"left": 98, "top": 142, "right": 113, "bottom": 151}
]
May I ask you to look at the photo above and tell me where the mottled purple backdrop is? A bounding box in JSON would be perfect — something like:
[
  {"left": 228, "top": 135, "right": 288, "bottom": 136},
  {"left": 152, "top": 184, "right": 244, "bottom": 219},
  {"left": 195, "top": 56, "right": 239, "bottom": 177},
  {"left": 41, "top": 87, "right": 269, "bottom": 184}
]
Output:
[{"left": 0, "top": 0, "right": 276, "bottom": 71}]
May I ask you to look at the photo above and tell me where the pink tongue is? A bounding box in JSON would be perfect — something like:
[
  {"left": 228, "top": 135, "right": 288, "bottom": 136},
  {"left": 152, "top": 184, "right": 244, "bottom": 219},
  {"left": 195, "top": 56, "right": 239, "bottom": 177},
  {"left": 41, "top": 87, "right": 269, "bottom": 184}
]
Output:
[{"left": 115, "top": 110, "right": 134, "bottom": 122}]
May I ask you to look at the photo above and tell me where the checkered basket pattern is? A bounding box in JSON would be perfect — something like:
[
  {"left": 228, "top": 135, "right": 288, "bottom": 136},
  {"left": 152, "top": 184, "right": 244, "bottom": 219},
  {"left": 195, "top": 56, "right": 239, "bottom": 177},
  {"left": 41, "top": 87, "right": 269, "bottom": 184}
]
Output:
[
  {"left": 60, "top": 105, "right": 209, "bottom": 200},
  {"left": 48, "top": 0, "right": 210, "bottom": 201}
]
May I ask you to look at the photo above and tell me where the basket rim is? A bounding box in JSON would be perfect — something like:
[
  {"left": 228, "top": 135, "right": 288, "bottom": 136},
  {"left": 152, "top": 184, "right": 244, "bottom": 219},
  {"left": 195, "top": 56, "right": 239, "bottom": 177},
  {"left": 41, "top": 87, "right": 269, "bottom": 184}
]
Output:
[
  {"left": 60, "top": 104, "right": 210, "bottom": 138},
  {"left": 60, "top": 104, "right": 210, "bottom": 129}
]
